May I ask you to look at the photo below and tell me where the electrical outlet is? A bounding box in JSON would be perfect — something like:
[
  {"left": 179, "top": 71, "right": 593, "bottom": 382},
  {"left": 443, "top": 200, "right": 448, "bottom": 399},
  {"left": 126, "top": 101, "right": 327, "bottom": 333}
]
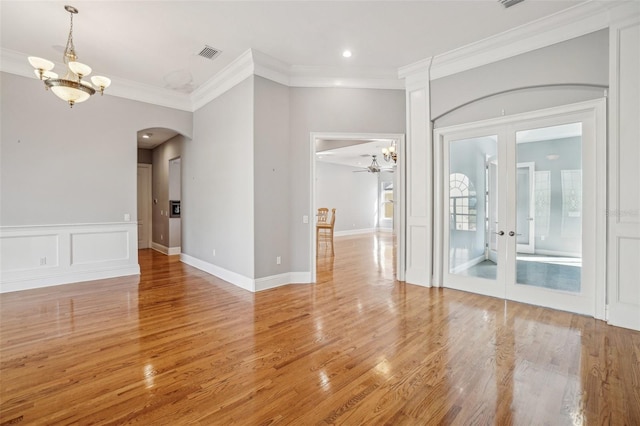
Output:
[
  {"left": 303, "top": 215, "right": 309, "bottom": 224},
  {"left": 276, "top": 256, "right": 281, "bottom": 265},
  {"left": 212, "top": 249, "right": 216, "bottom": 256},
  {"left": 160, "top": 234, "right": 163, "bottom": 241},
  {"left": 124, "top": 213, "right": 131, "bottom": 222},
  {"left": 40, "top": 257, "right": 46, "bottom": 266}
]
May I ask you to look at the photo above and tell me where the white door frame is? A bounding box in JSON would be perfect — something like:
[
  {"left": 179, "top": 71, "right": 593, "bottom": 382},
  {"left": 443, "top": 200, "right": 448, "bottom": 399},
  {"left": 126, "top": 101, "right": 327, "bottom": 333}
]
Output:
[
  {"left": 516, "top": 162, "right": 536, "bottom": 254},
  {"left": 309, "top": 132, "right": 406, "bottom": 283},
  {"left": 137, "top": 163, "right": 152, "bottom": 249},
  {"left": 434, "top": 99, "right": 606, "bottom": 319}
]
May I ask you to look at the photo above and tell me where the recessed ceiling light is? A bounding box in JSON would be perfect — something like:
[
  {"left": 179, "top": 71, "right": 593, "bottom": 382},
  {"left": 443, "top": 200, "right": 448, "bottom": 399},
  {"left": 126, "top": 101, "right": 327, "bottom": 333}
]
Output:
[
  {"left": 342, "top": 50, "right": 352, "bottom": 58},
  {"left": 142, "top": 133, "right": 152, "bottom": 139}
]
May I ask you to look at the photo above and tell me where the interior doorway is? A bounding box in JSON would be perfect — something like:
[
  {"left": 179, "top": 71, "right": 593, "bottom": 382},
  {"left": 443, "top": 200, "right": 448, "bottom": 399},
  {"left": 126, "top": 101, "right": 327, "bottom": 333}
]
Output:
[
  {"left": 137, "top": 164, "right": 152, "bottom": 249},
  {"left": 310, "top": 132, "right": 406, "bottom": 283},
  {"left": 434, "top": 99, "right": 606, "bottom": 317}
]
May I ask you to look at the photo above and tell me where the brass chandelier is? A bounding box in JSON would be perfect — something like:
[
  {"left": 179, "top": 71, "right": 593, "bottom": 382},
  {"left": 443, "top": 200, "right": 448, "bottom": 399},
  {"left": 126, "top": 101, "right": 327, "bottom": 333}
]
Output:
[
  {"left": 381, "top": 141, "right": 397, "bottom": 163},
  {"left": 28, "top": 5, "right": 111, "bottom": 107}
]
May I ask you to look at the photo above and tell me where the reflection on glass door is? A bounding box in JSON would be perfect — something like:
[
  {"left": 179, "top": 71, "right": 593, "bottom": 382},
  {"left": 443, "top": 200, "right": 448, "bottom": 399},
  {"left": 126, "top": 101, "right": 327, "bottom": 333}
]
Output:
[
  {"left": 439, "top": 100, "right": 603, "bottom": 317},
  {"left": 514, "top": 123, "right": 582, "bottom": 293},
  {"left": 446, "top": 134, "right": 501, "bottom": 296}
]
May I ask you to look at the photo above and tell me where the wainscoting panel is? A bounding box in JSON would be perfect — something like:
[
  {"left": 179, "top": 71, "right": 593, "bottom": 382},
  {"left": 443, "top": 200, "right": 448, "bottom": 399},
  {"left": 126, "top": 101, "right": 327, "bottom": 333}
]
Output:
[
  {"left": 1, "top": 234, "right": 59, "bottom": 271},
  {"left": 71, "top": 231, "right": 130, "bottom": 265},
  {"left": 0, "top": 223, "right": 139, "bottom": 293},
  {"left": 607, "top": 13, "right": 640, "bottom": 330}
]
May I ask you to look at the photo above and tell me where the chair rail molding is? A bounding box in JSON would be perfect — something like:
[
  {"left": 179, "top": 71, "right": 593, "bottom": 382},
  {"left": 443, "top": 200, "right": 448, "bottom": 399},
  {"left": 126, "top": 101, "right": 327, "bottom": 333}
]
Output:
[{"left": 0, "top": 222, "right": 140, "bottom": 293}]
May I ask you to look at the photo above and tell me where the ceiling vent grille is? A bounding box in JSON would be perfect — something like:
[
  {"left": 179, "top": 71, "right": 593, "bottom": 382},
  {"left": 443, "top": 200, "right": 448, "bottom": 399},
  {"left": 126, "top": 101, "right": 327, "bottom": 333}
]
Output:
[
  {"left": 197, "top": 45, "right": 222, "bottom": 60},
  {"left": 499, "top": 0, "right": 524, "bottom": 8}
]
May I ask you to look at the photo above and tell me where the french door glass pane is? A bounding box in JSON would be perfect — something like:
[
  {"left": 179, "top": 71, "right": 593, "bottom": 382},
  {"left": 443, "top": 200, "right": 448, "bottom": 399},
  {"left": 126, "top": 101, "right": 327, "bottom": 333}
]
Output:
[
  {"left": 449, "top": 135, "right": 498, "bottom": 280},
  {"left": 515, "top": 123, "right": 582, "bottom": 293}
]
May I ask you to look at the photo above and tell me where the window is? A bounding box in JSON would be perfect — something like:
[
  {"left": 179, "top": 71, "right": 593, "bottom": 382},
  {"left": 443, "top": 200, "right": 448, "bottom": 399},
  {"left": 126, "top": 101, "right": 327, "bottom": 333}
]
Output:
[{"left": 450, "top": 173, "right": 477, "bottom": 231}]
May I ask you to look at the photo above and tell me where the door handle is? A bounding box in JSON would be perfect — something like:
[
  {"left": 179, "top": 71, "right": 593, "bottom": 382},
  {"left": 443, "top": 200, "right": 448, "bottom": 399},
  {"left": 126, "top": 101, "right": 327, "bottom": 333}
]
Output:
[
  {"left": 495, "top": 231, "right": 504, "bottom": 236},
  {"left": 509, "top": 231, "right": 522, "bottom": 236}
]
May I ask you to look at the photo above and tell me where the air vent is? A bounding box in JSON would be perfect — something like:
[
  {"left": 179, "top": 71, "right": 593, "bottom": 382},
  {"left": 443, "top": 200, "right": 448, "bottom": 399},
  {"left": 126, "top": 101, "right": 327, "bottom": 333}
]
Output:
[
  {"left": 197, "top": 45, "right": 222, "bottom": 60},
  {"left": 499, "top": 0, "right": 524, "bottom": 8}
]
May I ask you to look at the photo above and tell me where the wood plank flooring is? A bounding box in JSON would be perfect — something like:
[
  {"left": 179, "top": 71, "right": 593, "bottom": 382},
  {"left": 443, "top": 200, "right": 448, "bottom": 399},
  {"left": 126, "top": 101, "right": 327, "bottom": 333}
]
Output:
[{"left": 1, "top": 232, "right": 639, "bottom": 425}]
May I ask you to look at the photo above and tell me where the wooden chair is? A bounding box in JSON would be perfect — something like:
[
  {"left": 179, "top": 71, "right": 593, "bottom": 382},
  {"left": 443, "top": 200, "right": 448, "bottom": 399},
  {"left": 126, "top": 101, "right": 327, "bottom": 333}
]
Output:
[
  {"left": 317, "top": 207, "right": 329, "bottom": 224},
  {"left": 316, "top": 208, "right": 336, "bottom": 256}
]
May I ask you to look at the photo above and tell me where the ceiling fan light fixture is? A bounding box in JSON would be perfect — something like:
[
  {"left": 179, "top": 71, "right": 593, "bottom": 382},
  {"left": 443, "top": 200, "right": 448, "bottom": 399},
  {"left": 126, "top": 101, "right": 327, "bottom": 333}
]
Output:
[{"left": 27, "top": 5, "right": 110, "bottom": 107}]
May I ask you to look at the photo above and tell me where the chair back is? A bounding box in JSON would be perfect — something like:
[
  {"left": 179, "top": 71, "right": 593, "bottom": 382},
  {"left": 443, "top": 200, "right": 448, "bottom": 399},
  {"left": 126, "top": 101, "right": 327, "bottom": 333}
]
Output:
[
  {"left": 329, "top": 208, "right": 336, "bottom": 226},
  {"left": 317, "top": 207, "right": 329, "bottom": 223}
]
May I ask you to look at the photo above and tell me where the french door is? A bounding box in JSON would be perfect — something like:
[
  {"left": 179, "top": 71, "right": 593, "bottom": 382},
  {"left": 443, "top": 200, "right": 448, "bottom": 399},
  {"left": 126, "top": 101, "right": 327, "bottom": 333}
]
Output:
[{"left": 436, "top": 100, "right": 606, "bottom": 317}]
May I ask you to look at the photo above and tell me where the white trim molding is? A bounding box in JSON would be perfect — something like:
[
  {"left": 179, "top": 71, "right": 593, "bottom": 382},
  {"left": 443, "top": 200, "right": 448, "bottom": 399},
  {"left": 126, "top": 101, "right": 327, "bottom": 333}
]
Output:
[
  {"left": 0, "top": 222, "right": 140, "bottom": 293},
  {"left": 399, "top": 1, "right": 628, "bottom": 82},
  {"left": 334, "top": 228, "right": 377, "bottom": 237},
  {"left": 151, "top": 242, "right": 181, "bottom": 256},
  {"left": 180, "top": 253, "right": 312, "bottom": 293}
]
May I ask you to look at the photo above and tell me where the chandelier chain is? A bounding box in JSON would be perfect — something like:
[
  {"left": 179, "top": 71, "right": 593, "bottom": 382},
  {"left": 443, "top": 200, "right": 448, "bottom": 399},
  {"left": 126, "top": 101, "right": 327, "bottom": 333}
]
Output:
[{"left": 64, "top": 11, "right": 76, "bottom": 63}]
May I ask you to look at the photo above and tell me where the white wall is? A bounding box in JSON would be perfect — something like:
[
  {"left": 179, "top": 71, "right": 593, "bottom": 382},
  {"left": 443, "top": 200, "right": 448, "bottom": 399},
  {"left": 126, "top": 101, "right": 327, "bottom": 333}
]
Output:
[
  {"left": 289, "top": 87, "right": 406, "bottom": 272},
  {"left": 431, "top": 30, "right": 609, "bottom": 128},
  {"left": 182, "top": 77, "right": 255, "bottom": 279},
  {"left": 253, "top": 76, "right": 291, "bottom": 279},
  {"left": 0, "top": 71, "right": 192, "bottom": 291},
  {"left": 1, "top": 72, "right": 192, "bottom": 226},
  {"left": 315, "top": 162, "right": 379, "bottom": 234}
]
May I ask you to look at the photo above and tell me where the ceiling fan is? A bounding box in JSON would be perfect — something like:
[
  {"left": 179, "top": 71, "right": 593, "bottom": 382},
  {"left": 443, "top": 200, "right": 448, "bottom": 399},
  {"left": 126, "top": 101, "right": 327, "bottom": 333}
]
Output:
[{"left": 353, "top": 155, "right": 394, "bottom": 173}]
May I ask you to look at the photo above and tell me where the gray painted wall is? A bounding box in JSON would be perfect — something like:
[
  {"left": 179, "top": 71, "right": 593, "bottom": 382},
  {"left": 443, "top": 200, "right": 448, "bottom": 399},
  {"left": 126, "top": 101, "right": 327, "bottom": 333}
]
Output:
[
  {"left": 169, "top": 158, "right": 181, "bottom": 249},
  {"left": 253, "top": 76, "right": 290, "bottom": 278},
  {"left": 138, "top": 149, "right": 152, "bottom": 164},
  {"left": 289, "top": 87, "right": 406, "bottom": 272},
  {"left": 432, "top": 30, "right": 609, "bottom": 128},
  {"left": 315, "top": 162, "right": 379, "bottom": 233},
  {"left": 183, "top": 77, "right": 255, "bottom": 278},
  {"left": 151, "top": 135, "right": 183, "bottom": 249},
  {"left": 1, "top": 72, "right": 192, "bottom": 227}
]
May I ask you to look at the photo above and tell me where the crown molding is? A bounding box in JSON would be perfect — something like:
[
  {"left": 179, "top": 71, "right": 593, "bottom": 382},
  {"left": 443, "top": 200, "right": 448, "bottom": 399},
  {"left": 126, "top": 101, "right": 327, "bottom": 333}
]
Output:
[
  {"left": 190, "top": 49, "right": 403, "bottom": 110},
  {"left": 399, "top": 0, "right": 613, "bottom": 82},
  {"left": 190, "top": 49, "right": 255, "bottom": 111},
  {"left": 251, "top": 49, "right": 291, "bottom": 87}
]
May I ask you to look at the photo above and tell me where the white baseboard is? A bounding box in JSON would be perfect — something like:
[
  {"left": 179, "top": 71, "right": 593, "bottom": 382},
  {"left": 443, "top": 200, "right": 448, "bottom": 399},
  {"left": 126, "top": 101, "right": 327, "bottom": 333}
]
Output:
[
  {"left": 254, "top": 272, "right": 312, "bottom": 291},
  {"left": 334, "top": 228, "right": 376, "bottom": 237},
  {"left": 533, "top": 249, "right": 582, "bottom": 258},
  {"left": 1, "top": 222, "right": 139, "bottom": 293},
  {"left": 151, "top": 242, "right": 181, "bottom": 255},
  {"left": 0, "top": 265, "right": 140, "bottom": 293},
  {"left": 180, "top": 253, "right": 254, "bottom": 291},
  {"left": 451, "top": 255, "right": 486, "bottom": 274},
  {"left": 180, "top": 253, "right": 311, "bottom": 292}
]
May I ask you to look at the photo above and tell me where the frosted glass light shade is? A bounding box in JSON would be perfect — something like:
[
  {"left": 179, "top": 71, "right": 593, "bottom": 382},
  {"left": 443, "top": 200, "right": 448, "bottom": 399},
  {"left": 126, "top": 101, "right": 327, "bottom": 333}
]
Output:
[
  {"left": 51, "top": 85, "right": 91, "bottom": 104},
  {"left": 33, "top": 70, "right": 58, "bottom": 80},
  {"left": 28, "top": 56, "right": 54, "bottom": 71},
  {"left": 388, "top": 145, "right": 396, "bottom": 153},
  {"left": 91, "top": 75, "right": 111, "bottom": 89},
  {"left": 69, "top": 61, "right": 92, "bottom": 77}
]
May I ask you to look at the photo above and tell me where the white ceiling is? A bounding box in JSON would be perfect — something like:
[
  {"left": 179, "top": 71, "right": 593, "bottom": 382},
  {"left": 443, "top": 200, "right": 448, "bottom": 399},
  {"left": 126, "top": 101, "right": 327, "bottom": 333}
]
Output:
[
  {"left": 1, "top": 1, "right": 588, "bottom": 148},
  {"left": 1, "top": 1, "right": 585, "bottom": 95},
  {"left": 316, "top": 140, "right": 396, "bottom": 170}
]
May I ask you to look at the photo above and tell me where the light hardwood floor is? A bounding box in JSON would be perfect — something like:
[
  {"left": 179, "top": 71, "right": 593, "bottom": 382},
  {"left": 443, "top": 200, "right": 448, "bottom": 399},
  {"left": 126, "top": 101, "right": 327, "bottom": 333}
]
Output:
[{"left": 1, "top": 232, "right": 639, "bottom": 425}]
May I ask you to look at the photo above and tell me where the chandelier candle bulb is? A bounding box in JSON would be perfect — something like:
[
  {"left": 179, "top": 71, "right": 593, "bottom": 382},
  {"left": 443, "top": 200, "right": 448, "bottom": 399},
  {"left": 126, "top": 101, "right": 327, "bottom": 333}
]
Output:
[{"left": 27, "top": 5, "right": 110, "bottom": 107}]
